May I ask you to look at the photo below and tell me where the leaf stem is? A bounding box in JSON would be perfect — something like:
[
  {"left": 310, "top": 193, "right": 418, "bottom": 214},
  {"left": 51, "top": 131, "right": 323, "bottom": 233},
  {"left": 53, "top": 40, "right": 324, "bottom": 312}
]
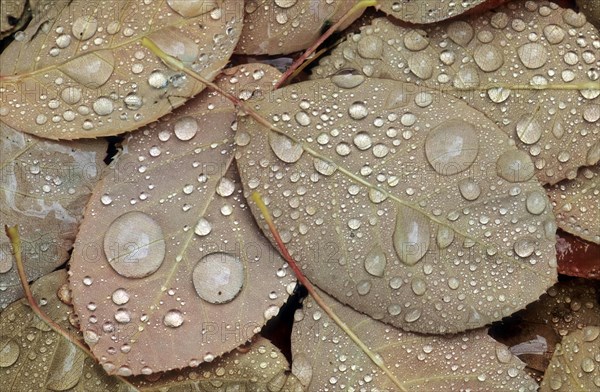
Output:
[
  {"left": 250, "top": 193, "right": 407, "bottom": 391},
  {"left": 274, "top": 0, "right": 377, "bottom": 89},
  {"left": 4, "top": 225, "right": 139, "bottom": 390}
]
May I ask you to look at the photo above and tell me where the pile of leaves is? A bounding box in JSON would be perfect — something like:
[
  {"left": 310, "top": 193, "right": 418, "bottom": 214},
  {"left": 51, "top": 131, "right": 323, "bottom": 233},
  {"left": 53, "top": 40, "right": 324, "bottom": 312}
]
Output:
[{"left": 1, "top": 0, "right": 598, "bottom": 391}]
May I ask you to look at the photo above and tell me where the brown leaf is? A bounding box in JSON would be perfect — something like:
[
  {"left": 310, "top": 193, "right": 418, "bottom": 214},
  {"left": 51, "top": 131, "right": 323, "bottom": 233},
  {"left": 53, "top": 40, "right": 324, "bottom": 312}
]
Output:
[
  {"left": 236, "top": 76, "right": 557, "bottom": 334},
  {"left": 311, "top": 1, "right": 600, "bottom": 184},
  {"left": 0, "top": 0, "right": 242, "bottom": 139},
  {"left": 577, "top": 0, "right": 600, "bottom": 27},
  {"left": 540, "top": 326, "right": 600, "bottom": 391},
  {"left": 557, "top": 231, "right": 600, "bottom": 279},
  {"left": 235, "top": 0, "right": 364, "bottom": 55},
  {"left": 0, "top": 0, "right": 27, "bottom": 39},
  {"left": 547, "top": 165, "right": 600, "bottom": 244},
  {"left": 0, "top": 123, "right": 106, "bottom": 309},
  {"left": 378, "top": 0, "right": 489, "bottom": 24},
  {"left": 69, "top": 64, "right": 297, "bottom": 376},
  {"left": 291, "top": 289, "right": 537, "bottom": 391}
]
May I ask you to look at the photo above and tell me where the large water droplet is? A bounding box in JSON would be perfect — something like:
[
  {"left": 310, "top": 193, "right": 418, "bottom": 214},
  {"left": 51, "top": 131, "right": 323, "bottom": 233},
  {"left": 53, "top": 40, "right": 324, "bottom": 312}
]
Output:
[
  {"left": 408, "top": 52, "right": 434, "bottom": 80},
  {"left": 348, "top": 101, "right": 368, "bottom": 120},
  {"left": 496, "top": 150, "right": 535, "bottom": 182},
  {"left": 331, "top": 69, "right": 365, "bottom": 89},
  {"left": 357, "top": 36, "right": 383, "bottom": 59},
  {"left": 111, "top": 288, "right": 130, "bottom": 305},
  {"left": 458, "top": 178, "right": 481, "bottom": 201},
  {"left": 474, "top": 44, "right": 504, "bottom": 72},
  {"left": 193, "top": 253, "right": 245, "bottom": 304},
  {"left": 436, "top": 226, "right": 454, "bottom": 249},
  {"left": 194, "top": 217, "right": 212, "bottom": 236},
  {"left": 270, "top": 133, "right": 303, "bottom": 163},
  {"left": 174, "top": 116, "right": 198, "bottom": 141},
  {"left": 148, "top": 27, "right": 199, "bottom": 63},
  {"left": 167, "top": 0, "right": 216, "bottom": 18},
  {"left": 425, "top": 119, "right": 479, "bottom": 175},
  {"left": 518, "top": 43, "right": 548, "bottom": 69},
  {"left": 393, "top": 206, "right": 430, "bottom": 266},
  {"left": 60, "top": 52, "right": 115, "bottom": 88},
  {"left": 103, "top": 211, "right": 166, "bottom": 278},
  {"left": 364, "top": 246, "right": 386, "bottom": 277},
  {"left": 45, "top": 340, "right": 85, "bottom": 391},
  {"left": 447, "top": 21, "right": 474, "bottom": 45},
  {"left": 526, "top": 191, "right": 547, "bottom": 215},
  {"left": 163, "top": 309, "right": 184, "bottom": 328},
  {"left": 72, "top": 16, "right": 98, "bottom": 41},
  {"left": 514, "top": 236, "right": 535, "bottom": 258},
  {"left": 0, "top": 336, "right": 19, "bottom": 367},
  {"left": 515, "top": 115, "right": 542, "bottom": 144}
]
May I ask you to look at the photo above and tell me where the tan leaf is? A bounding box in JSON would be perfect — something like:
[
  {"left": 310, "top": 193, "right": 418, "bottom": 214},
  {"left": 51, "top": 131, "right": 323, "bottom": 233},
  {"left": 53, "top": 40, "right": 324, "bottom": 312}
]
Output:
[
  {"left": 291, "top": 289, "right": 538, "bottom": 391},
  {"left": 540, "top": 326, "right": 600, "bottom": 391},
  {"left": 311, "top": 1, "right": 600, "bottom": 184},
  {"left": 236, "top": 76, "right": 557, "bottom": 334},
  {"left": 69, "top": 64, "right": 297, "bottom": 375},
  {"left": 547, "top": 165, "right": 600, "bottom": 244},
  {"left": 0, "top": 123, "right": 106, "bottom": 309},
  {"left": 0, "top": 0, "right": 27, "bottom": 39},
  {"left": 235, "top": 0, "right": 363, "bottom": 55},
  {"left": 378, "top": 0, "right": 489, "bottom": 24},
  {"left": 0, "top": 0, "right": 242, "bottom": 139}
]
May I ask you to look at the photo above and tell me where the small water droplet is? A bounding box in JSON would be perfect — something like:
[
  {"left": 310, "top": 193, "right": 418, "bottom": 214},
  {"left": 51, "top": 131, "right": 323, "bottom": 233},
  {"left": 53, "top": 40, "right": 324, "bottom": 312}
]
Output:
[
  {"left": 216, "top": 178, "right": 235, "bottom": 197},
  {"left": 526, "top": 191, "right": 547, "bottom": 215},
  {"left": 270, "top": 133, "right": 303, "bottom": 163},
  {"left": 458, "top": 178, "right": 481, "bottom": 201},
  {"left": 364, "top": 246, "right": 386, "bottom": 277},
  {"left": 174, "top": 116, "right": 198, "bottom": 141},
  {"left": 111, "top": 289, "right": 130, "bottom": 305},
  {"left": 163, "top": 309, "right": 184, "bottom": 328},
  {"left": 436, "top": 226, "right": 454, "bottom": 249},
  {"left": 514, "top": 236, "right": 535, "bottom": 258},
  {"left": 515, "top": 115, "right": 542, "bottom": 144},
  {"left": 393, "top": 206, "right": 430, "bottom": 266}
]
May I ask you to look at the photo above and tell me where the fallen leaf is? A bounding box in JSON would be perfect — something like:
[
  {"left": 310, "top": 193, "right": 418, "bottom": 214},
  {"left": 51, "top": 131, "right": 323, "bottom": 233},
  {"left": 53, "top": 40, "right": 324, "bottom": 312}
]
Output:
[
  {"left": 235, "top": 0, "right": 364, "bottom": 55},
  {"left": 291, "top": 289, "right": 538, "bottom": 391},
  {"left": 236, "top": 76, "right": 557, "bottom": 334},
  {"left": 311, "top": 1, "right": 600, "bottom": 184},
  {"left": 0, "top": 270, "right": 134, "bottom": 392},
  {"left": 378, "top": 0, "right": 489, "bottom": 24},
  {"left": 0, "top": 123, "right": 106, "bottom": 309},
  {"left": 540, "top": 326, "right": 600, "bottom": 391},
  {"left": 556, "top": 230, "right": 600, "bottom": 279},
  {"left": 0, "top": 0, "right": 27, "bottom": 39},
  {"left": 0, "top": 0, "right": 242, "bottom": 139},
  {"left": 69, "top": 64, "right": 296, "bottom": 375},
  {"left": 547, "top": 165, "right": 599, "bottom": 244}
]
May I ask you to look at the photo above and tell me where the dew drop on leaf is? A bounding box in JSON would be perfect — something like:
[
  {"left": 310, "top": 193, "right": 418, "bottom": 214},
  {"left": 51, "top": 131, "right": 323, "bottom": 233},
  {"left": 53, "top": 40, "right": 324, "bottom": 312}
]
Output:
[{"left": 193, "top": 253, "right": 245, "bottom": 304}]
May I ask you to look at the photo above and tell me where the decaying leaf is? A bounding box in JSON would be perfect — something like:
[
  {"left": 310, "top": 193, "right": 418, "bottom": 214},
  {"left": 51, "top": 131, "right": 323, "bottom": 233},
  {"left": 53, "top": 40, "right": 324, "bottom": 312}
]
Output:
[
  {"left": 235, "top": 0, "right": 364, "bottom": 55},
  {"left": 0, "top": 270, "right": 133, "bottom": 392},
  {"left": 547, "top": 165, "right": 600, "bottom": 244},
  {"left": 577, "top": 0, "right": 600, "bottom": 27},
  {"left": 0, "top": 0, "right": 242, "bottom": 139},
  {"left": 557, "top": 231, "right": 600, "bottom": 279},
  {"left": 69, "top": 64, "right": 296, "bottom": 375},
  {"left": 491, "top": 279, "right": 600, "bottom": 375},
  {"left": 539, "top": 326, "right": 600, "bottom": 391},
  {"left": 377, "top": 0, "right": 489, "bottom": 24},
  {"left": 236, "top": 76, "right": 557, "bottom": 334},
  {"left": 0, "top": 123, "right": 106, "bottom": 309},
  {"left": 291, "top": 289, "right": 537, "bottom": 391},
  {"left": 0, "top": 0, "right": 27, "bottom": 40},
  {"left": 311, "top": 1, "right": 600, "bottom": 184},
  {"left": 132, "top": 337, "right": 304, "bottom": 392}
]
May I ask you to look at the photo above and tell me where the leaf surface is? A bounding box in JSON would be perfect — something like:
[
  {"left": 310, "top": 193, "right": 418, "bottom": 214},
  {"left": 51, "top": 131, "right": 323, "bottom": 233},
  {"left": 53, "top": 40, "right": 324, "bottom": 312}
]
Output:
[
  {"left": 0, "top": 123, "right": 106, "bottom": 309},
  {"left": 311, "top": 1, "right": 600, "bottom": 184},
  {"left": 0, "top": 0, "right": 27, "bottom": 39},
  {"left": 540, "top": 326, "right": 600, "bottom": 391},
  {"left": 378, "top": 0, "right": 489, "bottom": 24},
  {"left": 547, "top": 165, "right": 599, "bottom": 244},
  {"left": 0, "top": 0, "right": 242, "bottom": 139},
  {"left": 291, "top": 288, "right": 538, "bottom": 391},
  {"left": 69, "top": 64, "right": 296, "bottom": 375},
  {"left": 236, "top": 76, "right": 557, "bottom": 334},
  {"left": 235, "top": 0, "right": 363, "bottom": 55}
]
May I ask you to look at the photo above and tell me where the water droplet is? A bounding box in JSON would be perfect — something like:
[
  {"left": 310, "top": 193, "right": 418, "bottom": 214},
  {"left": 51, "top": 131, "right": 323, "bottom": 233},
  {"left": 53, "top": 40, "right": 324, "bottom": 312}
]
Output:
[
  {"left": 111, "top": 289, "right": 130, "bottom": 305},
  {"left": 364, "top": 246, "right": 386, "bottom": 277},
  {"left": 403, "top": 30, "right": 429, "bottom": 51},
  {"left": 356, "top": 280, "right": 372, "bottom": 295},
  {"left": 103, "top": 211, "right": 166, "bottom": 278},
  {"left": 543, "top": 24, "right": 565, "bottom": 44},
  {"left": 357, "top": 36, "right": 383, "bottom": 59},
  {"left": 474, "top": 44, "right": 504, "bottom": 72},
  {"left": 148, "top": 71, "right": 169, "bottom": 89},
  {"left": 526, "top": 191, "right": 546, "bottom": 215},
  {"left": 167, "top": 0, "right": 216, "bottom": 18},
  {"left": 331, "top": 69, "right": 365, "bottom": 89},
  {"left": 60, "top": 52, "right": 114, "bottom": 88},
  {"left": 92, "top": 97, "right": 114, "bottom": 116},
  {"left": 404, "top": 308, "right": 422, "bottom": 323},
  {"left": 518, "top": 43, "right": 548, "bottom": 69},
  {"left": 194, "top": 217, "right": 212, "bottom": 236},
  {"left": 487, "top": 87, "right": 511, "bottom": 103},
  {"left": 393, "top": 206, "right": 430, "bottom": 266},
  {"left": 295, "top": 111, "right": 311, "bottom": 126},
  {"left": 436, "top": 226, "right": 454, "bottom": 249},
  {"left": 514, "top": 236, "right": 535, "bottom": 258},
  {"left": 411, "top": 278, "right": 427, "bottom": 296},
  {"left": 72, "top": 16, "right": 98, "bottom": 40},
  {"left": 458, "top": 178, "right": 481, "bottom": 201},
  {"left": 0, "top": 336, "right": 19, "bottom": 367},
  {"left": 496, "top": 150, "right": 535, "bottom": 182},
  {"left": 163, "top": 309, "right": 184, "bottom": 328},
  {"left": 313, "top": 158, "right": 337, "bottom": 176},
  {"left": 0, "top": 247, "right": 14, "bottom": 274},
  {"left": 348, "top": 101, "right": 368, "bottom": 120},
  {"left": 216, "top": 178, "right": 235, "bottom": 197},
  {"left": 425, "top": 119, "right": 479, "bottom": 175},
  {"left": 408, "top": 52, "right": 434, "bottom": 80},
  {"left": 270, "top": 133, "right": 303, "bottom": 163},
  {"left": 124, "top": 93, "right": 142, "bottom": 110},
  {"left": 515, "top": 115, "right": 542, "bottom": 144},
  {"left": 353, "top": 132, "right": 372, "bottom": 150},
  {"left": 447, "top": 21, "right": 474, "bottom": 45},
  {"left": 174, "top": 116, "right": 198, "bottom": 141},
  {"left": 193, "top": 253, "right": 245, "bottom": 304},
  {"left": 114, "top": 309, "right": 131, "bottom": 324}
]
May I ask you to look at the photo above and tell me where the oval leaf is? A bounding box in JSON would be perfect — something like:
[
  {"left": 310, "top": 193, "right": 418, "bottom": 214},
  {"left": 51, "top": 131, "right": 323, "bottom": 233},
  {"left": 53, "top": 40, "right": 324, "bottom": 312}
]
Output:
[
  {"left": 0, "top": 123, "right": 106, "bottom": 309},
  {"left": 311, "top": 2, "right": 600, "bottom": 184},
  {"left": 69, "top": 64, "right": 297, "bottom": 375},
  {"left": 235, "top": 0, "right": 363, "bottom": 55},
  {"left": 547, "top": 165, "right": 599, "bottom": 244},
  {"left": 0, "top": 0, "right": 242, "bottom": 139},
  {"left": 292, "top": 289, "right": 537, "bottom": 391},
  {"left": 236, "top": 77, "right": 557, "bottom": 334}
]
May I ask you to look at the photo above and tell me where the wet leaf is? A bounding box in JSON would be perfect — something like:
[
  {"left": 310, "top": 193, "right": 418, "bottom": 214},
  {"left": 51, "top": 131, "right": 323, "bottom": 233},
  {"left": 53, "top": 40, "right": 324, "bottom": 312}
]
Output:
[
  {"left": 291, "top": 288, "right": 537, "bottom": 391},
  {"left": 547, "top": 165, "right": 599, "bottom": 244},
  {"left": 378, "top": 0, "right": 489, "bottom": 24},
  {"left": 0, "top": 0, "right": 27, "bottom": 40},
  {"left": 311, "top": 1, "right": 600, "bottom": 184},
  {"left": 0, "top": 123, "right": 106, "bottom": 309},
  {"left": 557, "top": 231, "right": 600, "bottom": 279},
  {"left": 235, "top": 0, "right": 364, "bottom": 55},
  {"left": 0, "top": 270, "right": 132, "bottom": 392},
  {"left": 540, "top": 326, "right": 600, "bottom": 391},
  {"left": 236, "top": 76, "right": 557, "bottom": 334},
  {"left": 69, "top": 64, "right": 297, "bottom": 375},
  {"left": 132, "top": 337, "right": 304, "bottom": 391},
  {"left": 0, "top": 0, "right": 242, "bottom": 139}
]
